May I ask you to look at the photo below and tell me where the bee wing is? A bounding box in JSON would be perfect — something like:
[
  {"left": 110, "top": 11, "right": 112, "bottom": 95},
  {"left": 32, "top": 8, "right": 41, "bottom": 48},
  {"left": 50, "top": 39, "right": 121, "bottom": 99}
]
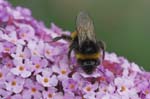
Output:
[{"left": 76, "top": 11, "right": 96, "bottom": 45}]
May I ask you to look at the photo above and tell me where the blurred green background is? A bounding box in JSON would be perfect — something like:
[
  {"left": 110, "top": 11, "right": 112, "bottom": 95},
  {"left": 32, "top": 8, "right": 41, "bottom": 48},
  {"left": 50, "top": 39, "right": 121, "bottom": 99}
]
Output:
[{"left": 10, "top": 0, "right": 150, "bottom": 70}]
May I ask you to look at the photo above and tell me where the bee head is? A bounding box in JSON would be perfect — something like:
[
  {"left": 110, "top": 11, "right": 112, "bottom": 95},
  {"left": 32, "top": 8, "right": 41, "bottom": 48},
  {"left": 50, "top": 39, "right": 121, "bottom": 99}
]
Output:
[
  {"left": 81, "top": 65, "right": 96, "bottom": 74},
  {"left": 80, "top": 60, "right": 100, "bottom": 74}
]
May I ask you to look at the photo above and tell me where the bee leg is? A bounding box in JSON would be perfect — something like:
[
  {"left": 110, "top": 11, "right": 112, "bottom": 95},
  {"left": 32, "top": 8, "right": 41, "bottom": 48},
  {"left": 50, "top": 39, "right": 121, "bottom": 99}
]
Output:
[
  {"left": 67, "top": 43, "right": 74, "bottom": 70},
  {"left": 52, "top": 34, "right": 72, "bottom": 42},
  {"left": 97, "top": 40, "right": 106, "bottom": 60}
]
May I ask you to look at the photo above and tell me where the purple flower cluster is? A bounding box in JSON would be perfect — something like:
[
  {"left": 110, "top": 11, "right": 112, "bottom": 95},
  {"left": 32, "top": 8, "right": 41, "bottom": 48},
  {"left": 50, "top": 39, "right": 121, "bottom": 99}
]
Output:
[{"left": 0, "top": 0, "right": 150, "bottom": 99}]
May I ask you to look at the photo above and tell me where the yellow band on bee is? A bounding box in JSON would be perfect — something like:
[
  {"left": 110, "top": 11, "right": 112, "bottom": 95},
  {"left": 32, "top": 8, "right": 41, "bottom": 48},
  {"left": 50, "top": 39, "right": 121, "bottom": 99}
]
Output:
[
  {"left": 71, "top": 31, "right": 77, "bottom": 39},
  {"left": 76, "top": 53, "right": 100, "bottom": 60}
]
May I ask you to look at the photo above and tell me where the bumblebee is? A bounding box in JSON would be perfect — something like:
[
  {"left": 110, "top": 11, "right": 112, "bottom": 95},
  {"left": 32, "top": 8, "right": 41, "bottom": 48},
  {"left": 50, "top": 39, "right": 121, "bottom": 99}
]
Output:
[{"left": 53, "top": 11, "right": 105, "bottom": 74}]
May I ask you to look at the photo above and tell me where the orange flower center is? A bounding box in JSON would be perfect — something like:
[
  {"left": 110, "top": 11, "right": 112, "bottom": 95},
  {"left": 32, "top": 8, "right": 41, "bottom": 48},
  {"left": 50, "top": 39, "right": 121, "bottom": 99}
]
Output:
[
  {"left": 86, "top": 86, "right": 91, "bottom": 92},
  {"left": 0, "top": 72, "right": 3, "bottom": 78},
  {"left": 145, "top": 90, "right": 149, "bottom": 94},
  {"left": 11, "top": 81, "right": 16, "bottom": 86},
  {"left": 103, "top": 88, "right": 107, "bottom": 92},
  {"left": 21, "top": 33, "right": 26, "bottom": 37},
  {"left": 5, "top": 48, "right": 10, "bottom": 52},
  {"left": 61, "top": 69, "right": 66, "bottom": 75},
  {"left": 11, "top": 39, "right": 16, "bottom": 43},
  {"left": 31, "top": 87, "right": 37, "bottom": 93},
  {"left": 33, "top": 51, "right": 37, "bottom": 55},
  {"left": 35, "top": 64, "right": 40, "bottom": 69},
  {"left": 121, "top": 86, "right": 126, "bottom": 92},
  {"left": 70, "top": 84, "right": 75, "bottom": 89},
  {"left": 19, "top": 54, "right": 24, "bottom": 58},
  {"left": 46, "top": 50, "right": 50, "bottom": 55},
  {"left": 48, "top": 93, "right": 53, "bottom": 98},
  {"left": 19, "top": 66, "right": 24, "bottom": 71},
  {"left": 44, "top": 78, "right": 49, "bottom": 83}
]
